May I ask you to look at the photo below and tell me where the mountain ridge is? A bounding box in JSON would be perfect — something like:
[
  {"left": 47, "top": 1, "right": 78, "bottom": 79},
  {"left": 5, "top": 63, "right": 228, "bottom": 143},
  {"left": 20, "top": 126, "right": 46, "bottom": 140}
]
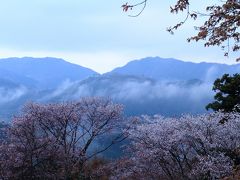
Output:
[
  {"left": 0, "top": 56, "right": 239, "bottom": 121},
  {"left": 0, "top": 57, "right": 99, "bottom": 89},
  {"left": 108, "top": 57, "right": 240, "bottom": 81}
]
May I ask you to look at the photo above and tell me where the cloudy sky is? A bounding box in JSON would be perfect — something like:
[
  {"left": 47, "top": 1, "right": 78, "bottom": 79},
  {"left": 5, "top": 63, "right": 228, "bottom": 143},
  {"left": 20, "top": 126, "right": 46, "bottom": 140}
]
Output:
[{"left": 0, "top": 0, "right": 238, "bottom": 73}]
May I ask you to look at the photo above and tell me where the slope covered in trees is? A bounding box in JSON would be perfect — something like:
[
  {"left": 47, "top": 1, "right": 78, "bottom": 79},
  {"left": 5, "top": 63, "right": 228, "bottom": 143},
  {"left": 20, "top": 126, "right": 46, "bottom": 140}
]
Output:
[
  {"left": 0, "top": 98, "right": 130, "bottom": 179},
  {"left": 1, "top": 102, "right": 240, "bottom": 179},
  {"left": 108, "top": 112, "right": 240, "bottom": 179}
]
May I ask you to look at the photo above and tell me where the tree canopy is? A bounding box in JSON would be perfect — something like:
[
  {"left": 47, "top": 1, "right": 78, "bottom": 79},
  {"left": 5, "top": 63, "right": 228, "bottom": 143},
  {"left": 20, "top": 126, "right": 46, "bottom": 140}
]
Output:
[
  {"left": 107, "top": 112, "right": 240, "bottom": 179},
  {"left": 0, "top": 98, "right": 130, "bottom": 179},
  {"left": 123, "top": 0, "right": 240, "bottom": 60},
  {"left": 206, "top": 73, "right": 240, "bottom": 112}
]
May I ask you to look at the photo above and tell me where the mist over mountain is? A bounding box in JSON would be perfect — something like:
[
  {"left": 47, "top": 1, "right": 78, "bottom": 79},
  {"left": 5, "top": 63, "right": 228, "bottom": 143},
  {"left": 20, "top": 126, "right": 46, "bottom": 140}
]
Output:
[
  {"left": 0, "top": 57, "right": 99, "bottom": 120},
  {"left": 109, "top": 57, "right": 240, "bottom": 82},
  {"left": 45, "top": 74, "right": 213, "bottom": 116},
  {"left": 0, "top": 56, "right": 239, "bottom": 121},
  {"left": 0, "top": 57, "right": 99, "bottom": 89}
]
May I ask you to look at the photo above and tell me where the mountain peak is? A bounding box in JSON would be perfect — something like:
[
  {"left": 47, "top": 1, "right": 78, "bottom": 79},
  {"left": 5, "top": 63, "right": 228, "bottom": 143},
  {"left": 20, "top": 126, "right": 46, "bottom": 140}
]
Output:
[
  {"left": 0, "top": 57, "right": 99, "bottom": 89},
  {"left": 109, "top": 57, "right": 240, "bottom": 81}
]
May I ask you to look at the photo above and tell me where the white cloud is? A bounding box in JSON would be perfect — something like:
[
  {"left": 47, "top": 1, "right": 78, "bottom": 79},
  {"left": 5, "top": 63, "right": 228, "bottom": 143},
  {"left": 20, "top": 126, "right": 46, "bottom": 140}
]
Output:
[{"left": 0, "top": 86, "right": 27, "bottom": 104}]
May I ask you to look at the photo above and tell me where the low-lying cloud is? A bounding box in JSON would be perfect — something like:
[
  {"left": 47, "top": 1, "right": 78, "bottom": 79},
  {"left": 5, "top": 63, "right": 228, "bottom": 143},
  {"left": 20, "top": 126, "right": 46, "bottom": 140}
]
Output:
[
  {"left": 43, "top": 77, "right": 214, "bottom": 112},
  {"left": 0, "top": 86, "right": 27, "bottom": 104}
]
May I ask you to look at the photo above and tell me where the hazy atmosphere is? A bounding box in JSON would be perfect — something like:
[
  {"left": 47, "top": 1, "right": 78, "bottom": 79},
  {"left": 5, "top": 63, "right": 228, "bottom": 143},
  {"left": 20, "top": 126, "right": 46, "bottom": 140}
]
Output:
[
  {"left": 0, "top": 1, "right": 240, "bottom": 179},
  {"left": 0, "top": 0, "right": 238, "bottom": 73}
]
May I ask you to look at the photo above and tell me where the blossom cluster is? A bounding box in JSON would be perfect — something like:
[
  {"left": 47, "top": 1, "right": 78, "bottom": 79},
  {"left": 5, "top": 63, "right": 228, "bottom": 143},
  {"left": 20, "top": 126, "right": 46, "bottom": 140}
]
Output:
[{"left": 111, "top": 112, "right": 240, "bottom": 179}]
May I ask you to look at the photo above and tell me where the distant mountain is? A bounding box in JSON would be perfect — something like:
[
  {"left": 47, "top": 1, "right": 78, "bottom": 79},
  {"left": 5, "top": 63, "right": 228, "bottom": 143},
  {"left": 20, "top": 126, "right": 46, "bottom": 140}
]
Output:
[
  {"left": 0, "top": 67, "right": 37, "bottom": 88},
  {"left": 108, "top": 57, "right": 240, "bottom": 82},
  {"left": 45, "top": 74, "right": 213, "bottom": 116},
  {"left": 0, "top": 57, "right": 99, "bottom": 89},
  {"left": 0, "top": 56, "right": 240, "bottom": 121},
  {"left": 0, "top": 57, "right": 99, "bottom": 120}
]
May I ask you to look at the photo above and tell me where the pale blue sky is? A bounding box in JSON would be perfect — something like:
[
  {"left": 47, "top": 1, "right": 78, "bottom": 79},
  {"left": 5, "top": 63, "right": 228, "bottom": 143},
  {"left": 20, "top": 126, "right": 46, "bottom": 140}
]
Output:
[{"left": 0, "top": 0, "right": 238, "bottom": 73}]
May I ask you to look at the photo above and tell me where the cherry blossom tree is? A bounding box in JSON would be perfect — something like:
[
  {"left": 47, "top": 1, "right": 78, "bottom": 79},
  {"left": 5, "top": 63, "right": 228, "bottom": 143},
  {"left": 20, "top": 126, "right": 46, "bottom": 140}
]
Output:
[
  {"left": 110, "top": 112, "right": 240, "bottom": 179},
  {"left": 1, "top": 98, "right": 240, "bottom": 179},
  {"left": 123, "top": 0, "right": 240, "bottom": 60},
  {"left": 0, "top": 121, "right": 9, "bottom": 141},
  {"left": 0, "top": 97, "right": 129, "bottom": 179}
]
